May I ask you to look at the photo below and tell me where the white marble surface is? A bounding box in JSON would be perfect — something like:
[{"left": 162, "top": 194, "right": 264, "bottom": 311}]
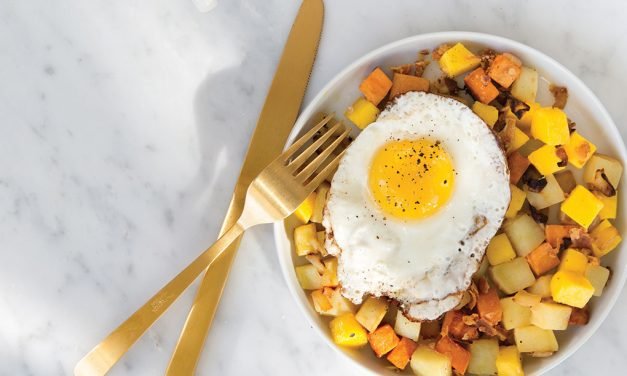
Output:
[{"left": 1, "top": 0, "right": 626, "bottom": 375}]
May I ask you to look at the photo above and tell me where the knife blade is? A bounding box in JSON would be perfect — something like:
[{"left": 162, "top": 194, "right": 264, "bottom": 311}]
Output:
[{"left": 165, "top": 1, "right": 324, "bottom": 374}]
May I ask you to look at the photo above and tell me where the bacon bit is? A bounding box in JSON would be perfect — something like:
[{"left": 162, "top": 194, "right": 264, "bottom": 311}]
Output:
[
  {"left": 550, "top": 85, "right": 569, "bottom": 109},
  {"left": 479, "top": 48, "right": 497, "bottom": 70},
  {"left": 476, "top": 319, "right": 509, "bottom": 341},
  {"left": 467, "top": 283, "right": 479, "bottom": 310},
  {"left": 462, "top": 313, "right": 479, "bottom": 326},
  {"left": 590, "top": 169, "right": 617, "bottom": 196},
  {"left": 569, "top": 307, "right": 590, "bottom": 326},
  {"left": 442, "top": 311, "right": 480, "bottom": 341},
  {"left": 587, "top": 255, "right": 601, "bottom": 266},
  {"left": 529, "top": 205, "right": 548, "bottom": 225},
  {"left": 569, "top": 227, "right": 593, "bottom": 250},
  {"left": 391, "top": 64, "right": 413, "bottom": 75},
  {"left": 555, "top": 146, "right": 568, "bottom": 167},
  {"left": 432, "top": 44, "right": 453, "bottom": 61},
  {"left": 414, "top": 60, "right": 430, "bottom": 77}
]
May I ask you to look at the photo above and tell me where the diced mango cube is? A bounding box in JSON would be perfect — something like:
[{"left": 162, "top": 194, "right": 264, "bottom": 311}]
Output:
[
  {"left": 517, "top": 101, "right": 540, "bottom": 132},
  {"left": 551, "top": 270, "right": 594, "bottom": 308},
  {"left": 563, "top": 131, "right": 597, "bottom": 168},
  {"left": 345, "top": 97, "right": 380, "bottom": 129},
  {"left": 590, "top": 219, "right": 622, "bottom": 257},
  {"left": 509, "top": 127, "right": 530, "bottom": 154},
  {"left": 531, "top": 107, "right": 570, "bottom": 145},
  {"left": 558, "top": 248, "right": 588, "bottom": 274},
  {"left": 411, "top": 345, "right": 453, "bottom": 376},
  {"left": 528, "top": 145, "right": 566, "bottom": 176},
  {"left": 514, "top": 325, "right": 558, "bottom": 353},
  {"left": 506, "top": 185, "right": 526, "bottom": 219},
  {"left": 294, "top": 223, "right": 321, "bottom": 256},
  {"left": 486, "top": 233, "right": 517, "bottom": 266},
  {"left": 472, "top": 102, "right": 499, "bottom": 127},
  {"left": 438, "top": 43, "right": 481, "bottom": 77},
  {"left": 585, "top": 264, "right": 610, "bottom": 296},
  {"left": 294, "top": 191, "right": 316, "bottom": 222},
  {"left": 496, "top": 346, "right": 524, "bottom": 376},
  {"left": 329, "top": 313, "right": 368, "bottom": 347},
  {"left": 560, "top": 185, "right": 604, "bottom": 229},
  {"left": 355, "top": 296, "right": 389, "bottom": 332},
  {"left": 595, "top": 192, "right": 617, "bottom": 220}
]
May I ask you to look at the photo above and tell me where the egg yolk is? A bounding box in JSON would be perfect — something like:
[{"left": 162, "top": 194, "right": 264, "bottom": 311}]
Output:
[{"left": 368, "top": 139, "right": 455, "bottom": 220}]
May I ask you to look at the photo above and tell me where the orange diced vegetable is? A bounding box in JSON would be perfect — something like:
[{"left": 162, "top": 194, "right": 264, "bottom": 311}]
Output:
[
  {"left": 526, "top": 242, "right": 560, "bottom": 276},
  {"left": 568, "top": 307, "right": 590, "bottom": 326},
  {"left": 359, "top": 67, "right": 393, "bottom": 106},
  {"left": 477, "top": 283, "right": 502, "bottom": 325},
  {"left": 420, "top": 320, "right": 442, "bottom": 339},
  {"left": 435, "top": 335, "right": 471, "bottom": 374},
  {"left": 441, "top": 310, "right": 479, "bottom": 341},
  {"left": 464, "top": 67, "right": 500, "bottom": 104},
  {"left": 545, "top": 224, "right": 579, "bottom": 248},
  {"left": 387, "top": 337, "right": 419, "bottom": 370},
  {"left": 508, "top": 151, "right": 531, "bottom": 184},
  {"left": 389, "top": 73, "right": 429, "bottom": 99},
  {"left": 368, "top": 324, "right": 400, "bottom": 357},
  {"left": 488, "top": 54, "right": 522, "bottom": 88}
]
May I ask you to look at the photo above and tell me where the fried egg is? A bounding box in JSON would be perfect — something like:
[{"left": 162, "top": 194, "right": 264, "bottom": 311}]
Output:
[{"left": 323, "top": 91, "right": 510, "bottom": 320}]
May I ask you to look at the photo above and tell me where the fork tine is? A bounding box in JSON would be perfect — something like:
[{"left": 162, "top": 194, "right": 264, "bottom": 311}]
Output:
[
  {"left": 281, "top": 114, "right": 334, "bottom": 162},
  {"left": 295, "top": 126, "right": 350, "bottom": 184},
  {"left": 305, "top": 149, "right": 346, "bottom": 191},
  {"left": 287, "top": 121, "right": 343, "bottom": 173}
]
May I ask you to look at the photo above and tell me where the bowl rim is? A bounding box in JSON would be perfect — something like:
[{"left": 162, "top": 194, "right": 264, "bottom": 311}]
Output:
[{"left": 273, "top": 31, "right": 627, "bottom": 376}]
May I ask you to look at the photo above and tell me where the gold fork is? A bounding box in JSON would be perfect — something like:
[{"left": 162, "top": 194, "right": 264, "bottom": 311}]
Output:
[{"left": 74, "top": 114, "right": 349, "bottom": 376}]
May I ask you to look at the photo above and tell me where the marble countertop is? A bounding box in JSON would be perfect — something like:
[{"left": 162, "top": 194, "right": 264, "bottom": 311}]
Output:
[{"left": 1, "top": 0, "right": 626, "bottom": 375}]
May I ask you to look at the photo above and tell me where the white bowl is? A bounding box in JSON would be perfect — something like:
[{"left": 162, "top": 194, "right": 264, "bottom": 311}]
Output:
[{"left": 274, "top": 31, "right": 627, "bottom": 375}]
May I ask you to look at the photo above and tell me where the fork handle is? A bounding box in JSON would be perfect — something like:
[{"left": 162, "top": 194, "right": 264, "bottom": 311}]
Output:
[{"left": 74, "top": 221, "right": 246, "bottom": 376}]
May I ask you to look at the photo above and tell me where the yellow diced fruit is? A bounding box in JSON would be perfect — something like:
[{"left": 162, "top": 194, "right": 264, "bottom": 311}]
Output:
[
  {"left": 511, "top": 66, "right": 539, "bottom": 104},
  {"left": 527, "top": 274, "right": 553, "bottom": 298},
  {"left": 531, "top": 107, "right": 570, "bottom": 145},
  {"left": 394, "top": 310, "right": 421, "bottom": 342},
  {"left": 438, "top": 43, "right": 481, "bottom": 77},
  {"left": 558, "top": 248, "right": 588, "bottom": 274},
  {"left": 506, "top": 185, "right": 526, "bottom": 219},
  {"left": 294, "top": 191, "right": 316, "bottom": 223},
  {"left": 503, "top": 214, "right": 545, "bottom": 257},
  {"left": 530, "top": 302, "right": 572, "bottom": 330},
  {"left": 590, "top": 219, "right": 622, "bottom": 257},
  {"left": 550, "top": 270, "right": 594, "bottom": 308},
  {"left": 563, "top": 132, "right": 597, "bottom": 168},
  {"left": 595, "top": 192, "right": 617, "bottom": 220},
  {"left": 490, "top": 257, "right": 537, "bottom": 294},
  {"left": 472, "top": 102, "right": 499, "bottom": 127},
  {"left": 486, "top": 233, "right": 517, "bottom": 266},
  {"left": 561, "top": 185, "right": 604, "bottom": 229},
  {"left": 517, "top": 101, "right": 540, "bottom": 133},
  {"left": 329, "top": 313, "right": 368, "bottom": 347},
  {"left": 467, "top": 339, "right": 499, "bottom": 376},
  {"left": 294, "top": 223, "right": 321, "bottom": 256},
  {"left": 322, "top": 257, "right": 339, "bottom": 287},
  {"left": 528, "top": 145, "right": 566, "bottom": 176},
  {"left": 496, "top": 346, "right": 524, "bottom": 376},
  {"left": 513, "top": 290, "right": 541, "bottom": 308},
  {"left": 501, "top": 297, "right": 531, "bottom": 330},
  {"left": 583, "top": 154, "right": 623, "bottom": 189},
  {"left": 410, "top": 345, "right": 453, "bottom": 376},
  {"left": 508, "top": 127, "right": 530, "bottom": 154},
  {"left": 355, "top": 296, "right": 389, "bottom": 332},
  {"left": 514, "top": 325, "right": 558, "bottom": 353},
  {"left": 345, "top": 97, "right": 380, "bottom": 129},
  {"left": 310, "top": 182, "right": 330, "bottom": 223},
  {"left": 295, "top": 264, "right": 323, "bottom": 290},
  {"left": 585, "top": 264, "right": 610, "bottom": 296}
]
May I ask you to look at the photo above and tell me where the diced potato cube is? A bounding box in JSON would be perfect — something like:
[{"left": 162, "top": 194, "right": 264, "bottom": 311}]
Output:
[
  {"left": 488, "top": 54, "right": 522, "bottom": 88},
  {"left": 294, "top": 191, "right": 316, "bottom": 223},
  {"left": 491, "top": 257, "right": 536, "bottom": 294},
  {"left": 590, "top": 219, "right": 622, "bottom": 257},
  {"left": 467, "top": 338, "right": 499, "bottom": 375},
  {"left": 294, "top": 223, "right": 321, "bottom": 256},
  {"left": 595, "top": 192, "right": 617, "bottom": 220},
  {"left": 387, "top": 337, "right": 418, "bottom": 370},
  {"left": 561, "top": 185, "right": 604, "bottom": 229},
  {"left": 310, "top": 182, "right": 330, "bottom": 223},
  {"left": 514, "top": 326, "right": 559, "bottom": 353},
  {"left": 506, "top": 185, "right": 526, "bottom": 219},
  {"left": 395, "top": 311, "right": 421, "bottom": 341},
  {"left": 554, "top": 170, "right": 577, "bottom": 194},
  {"left": 525, "top": 173, "right": 565, "bottom": 210},
  {"left": 496, "top": 346, "right": 524, "bottom": 376},
  {"left": 321, "top": 257, "right": 339, "bottom": 287},
  {"left": 583, "top": 154, "right": 623, "bottom": 189},
  {"left": 313, "top": 287, "right": 355, "bottom": 316},
  {"left": 435, "top": 336, "right": 471, "bottom": 374},
  {"left": 531, "top": 107, "right": 570, "bottom": 145},
  {"left": 356, "top": 296, "right": 389, "bottom": 332},
  {"left": 464, "top": 67, "right": 500, "bottom": 104},
  {"left": 504, "top": 214, "right": 545, "bottom": 257},
  {"left": 551, "top": 271, "right": 594, "bottom": 308},
  {"left": 528, "top": 145, "right": 567, "bottom": 176},
  {"left": 438, "top": 43, "right": 481, "bottom": 77},
  {"left": 511, "top": 66, "right": 539, "bottom": 103},
  {"left": 530, "top": 302, "right": 572, "bottom": 330},
  {"left": 513, "top": 290, "right": 542, "bottom": 307},
  {"left": 486, "top": 233, "right": 517, "bottom": 266},
  {"left": 316, "top": 231, "right": 327, "bottom": 256},
  {"left": 472, "top": 102, "right": 499, "bottom": 127},
  {"left": 559, "top": 248, "right": 588, "bottom": 274},
  {"left": 411, "top": 345, "right": 453, "bottom": 376},
  {"left": 359, "top": 67, "right": 393, "bottom": 106},
  {"left": 311, "top": 289, "right": 333, "bottom": 313},
  {"left": 564, "top": 131, "right": 597, "bottom": 168},
  {"left": 345, "top": 97, "right": 380, "bottom": 129},
  {"left": 501, "top": 297, "right": 532, "bottom": 330},
  {"left": 368, "top": 324, "right": 400, "bottom": 357},
  {"left": 508, "top": 151, "right": 531, "bottom": 185},
  {"left": 390, "top": 73, "right": 429, "bottom": 99},
  {"left": 295, "top": 264, "right": 323, "bottom": 290},
  {"left": 526, "top": 242, "right": 560, "bottom": 276},
  {"left": 329, "top": 313, "right": 368, "bottom": 347},
  {"left": 585, "top": 264, "right": 610, "bottom": 296},
  {"left": 527, "top": 274, "right": 553, "bottom": 298}
]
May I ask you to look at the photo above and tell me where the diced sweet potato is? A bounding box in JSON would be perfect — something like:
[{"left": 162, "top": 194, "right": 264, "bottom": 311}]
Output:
[
  {"left": 387, "top": 337, "right": 419, "bottom": 370},
  {"left": 435, "top": 336, "right": 471, "bottom": 374},
  {"left": 526, "top": 242, "right": 560, "bottom": 276},
  {"left": 508, "top": 151, "right": 531, "bottom": 184},
  {"left": 545, "top": 224, "right": 579, "bottom": 249},
  {"left": 488, "top": 54, "right": 522, "bottom": 88},
  {"left": 420, "top": 320, "right": 442, "bottom": 340},
  {"left": 441, "top": 310, "right": 479, "bottom": 341},
  {"left": 368, "top": 324, "right": 400, "bottom": 357},
  {"left": 359, "top": 67, "right": 393, "bottom": 105},
  {"left": 464, "top": 67, "right": 500, "bottom": 104},
  {"left": 477, "top": 283, "right": 502, "bottom": 325},
  {"left": 568, "top": 307, "right": 590, "bottom": 326},
  {"left": 389, "top": 73, "right": 429, "bottom": 99}
]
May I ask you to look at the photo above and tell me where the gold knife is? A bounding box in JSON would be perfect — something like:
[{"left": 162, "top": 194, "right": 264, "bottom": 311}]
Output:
[{"left": 165, "top": 1, "right": 324, "bottom": 374}]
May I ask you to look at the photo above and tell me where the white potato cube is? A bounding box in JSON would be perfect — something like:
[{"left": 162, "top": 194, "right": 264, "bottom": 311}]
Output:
[
  {"left": 514, "top": 325, "right": 559, "bottom": 353},
  {"left": 583, "top": 154, "right": 623, "bottom": 189},
  {"left": 527, "top": 274, "right": 553, "bottom": 298},
  {"left": 355, "top": 296, "right": 388, "bottom": 332},
  {"left": 411, "top": 346, "right": 452, "bottom": 376},
  {"left": 585, "top": 264, "right": 610, "bottom": 296},
  {"left": 530, "top": 302, "right": 572, "bottom": 330},
  {"left": 504, "top": 214, "right": 545, "bottom": 257},
  {"left": 511, "top": 66, "right": 538, "bottom": 103},
  {"left": 491, "top": 257, "right": 537, "bottom": 294},
  {"left": 525, "top": 173, "right": 565, "bottom": 210},
  {"left": 395, "top": 310, "right": 421, "bottom": 341},
  {"left": 468, "top": 338, "right": 499, "bottom": 375},
  {"left": 501, "top": 297, "right": 531, "bottom": 330}
]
